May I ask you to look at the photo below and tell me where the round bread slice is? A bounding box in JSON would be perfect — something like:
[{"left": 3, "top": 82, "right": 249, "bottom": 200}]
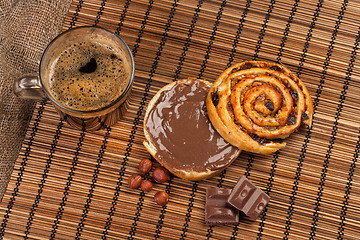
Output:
[{"left": 143, "top": 78, "right": 241, "bottom": 181}]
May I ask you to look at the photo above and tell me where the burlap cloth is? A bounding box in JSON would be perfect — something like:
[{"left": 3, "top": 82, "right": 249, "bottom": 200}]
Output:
[{"left": 0, "top": 0, "right": 72, "bottom": 202}]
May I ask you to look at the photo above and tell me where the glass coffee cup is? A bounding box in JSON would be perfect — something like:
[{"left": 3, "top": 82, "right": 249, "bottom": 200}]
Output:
[{"left": 14, "top": 26, "right": 135, "bottom": 131}]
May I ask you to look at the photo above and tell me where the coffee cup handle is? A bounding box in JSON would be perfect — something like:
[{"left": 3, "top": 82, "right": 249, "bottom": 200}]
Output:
[{"left": 14, "top": 75, "right": 47, "bottom": 100}]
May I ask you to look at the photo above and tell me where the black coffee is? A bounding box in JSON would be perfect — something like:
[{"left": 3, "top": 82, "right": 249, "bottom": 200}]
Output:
[{"left": 48, "top": 41, "right": 131, "bottom": 111}]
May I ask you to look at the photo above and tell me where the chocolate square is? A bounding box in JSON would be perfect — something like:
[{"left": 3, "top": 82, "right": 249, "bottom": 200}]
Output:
[
  {"left": 205, "top": 188, "right": 239, "bottom": 225},
  {"left": 228, "top": 176, "right": 270, "bottom": 220}
]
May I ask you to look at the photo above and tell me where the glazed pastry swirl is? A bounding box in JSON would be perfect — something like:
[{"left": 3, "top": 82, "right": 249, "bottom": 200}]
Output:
[{"left": 206, "top": 61, "right": 313, "bottom": 154}]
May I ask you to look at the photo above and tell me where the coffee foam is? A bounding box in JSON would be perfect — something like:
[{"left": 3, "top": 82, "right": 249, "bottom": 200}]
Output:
[{"left": 48, "top": 40, "right": 131, "bottom": 111}]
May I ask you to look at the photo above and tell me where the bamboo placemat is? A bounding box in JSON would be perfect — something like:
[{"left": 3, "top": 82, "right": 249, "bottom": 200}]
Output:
[{"left": 1, "top": 0, "right": 360, "bottom": 239}]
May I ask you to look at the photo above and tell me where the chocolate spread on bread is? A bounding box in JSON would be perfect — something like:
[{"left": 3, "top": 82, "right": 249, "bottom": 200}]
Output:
[{"left": 145, "top": 79, "right": 239, "bottom": 172}]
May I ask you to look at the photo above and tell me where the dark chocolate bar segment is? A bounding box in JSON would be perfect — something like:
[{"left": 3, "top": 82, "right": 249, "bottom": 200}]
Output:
[
  {"left": 205, "top": 188, "right": 239, "bottom": 225},
  {"left": 228, "top": 176, "right": 270, "bottom": 220}
]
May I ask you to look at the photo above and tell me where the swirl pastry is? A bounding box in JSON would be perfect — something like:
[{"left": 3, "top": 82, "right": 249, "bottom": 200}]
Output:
[{"left": 206, "top": 61, "right": 313, "bottom": 154}]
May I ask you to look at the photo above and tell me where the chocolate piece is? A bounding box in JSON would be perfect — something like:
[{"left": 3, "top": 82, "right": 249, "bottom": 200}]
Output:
[
  {"left": 287, "top": 115, "right": 296, "bottom": 125},
  {"left": 205, "top": 188, "right": 239, "bottom": 225},
  {"left": 227, "top": 176, "right": 270, "bottom": 220},
  {"left": 241, "top": 62, "right": 253, "bottom": 70},
  {"left": 270, "top": 65, "right": 283, "bottom": 72},
  {"left": 251, "top": 133, "right": 259, "bottom": 141},
  {"left": 265, "top": 101, "right": 274, "bottom": 111},
  {"left": 301, "top": 111, "right": 309, "bottom": 120},
  {"left": 270, "top": 65, "right": 279, "bottom": 71},
  {"left": 211, "top": 91, "right": 219, "bottom": 107},
  {"left": 227, "top": 102, "right": 234, "bottom": 112},
  {"left": 290, "top": 90, "right": 298, "bottom": 101},
  {"left": 258, "top": 137, "right": 267, "bottom": 145}
]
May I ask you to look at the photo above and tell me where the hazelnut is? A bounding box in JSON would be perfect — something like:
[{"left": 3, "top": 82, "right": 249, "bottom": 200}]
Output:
[
  {"left": 140, "top": 180, "right": 153, "bottom": 192},
  {"left": 139, "top": 158, "right": 153, "bottom": 173},
  {"left": 154, "top": 191, "right": 169, "bottom": 206},
  {"left": 128, "top": 174, "right": 142, "bottom": 189},
  {"left": 152, "top": 167, "right": 170, "bottom": 183}
]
